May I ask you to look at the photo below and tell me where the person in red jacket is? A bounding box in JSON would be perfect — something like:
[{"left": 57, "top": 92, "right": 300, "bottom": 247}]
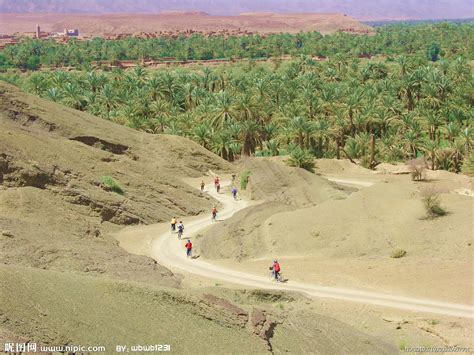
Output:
[
  {"left": 272, "top": 259, "right": 281, "bottom": 281},
  {"left": 185, "top": 240, "right": 193, "bottom": 258}
]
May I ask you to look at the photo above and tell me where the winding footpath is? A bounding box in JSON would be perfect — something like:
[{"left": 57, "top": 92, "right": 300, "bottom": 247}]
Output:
[{"left": 150, "top": 181, "right": 473, "bottom": 319}]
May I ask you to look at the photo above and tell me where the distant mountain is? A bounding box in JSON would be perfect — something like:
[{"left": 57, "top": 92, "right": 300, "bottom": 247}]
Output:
[{"left": 1, "top": 0, "right": 473, "bottom": 20}]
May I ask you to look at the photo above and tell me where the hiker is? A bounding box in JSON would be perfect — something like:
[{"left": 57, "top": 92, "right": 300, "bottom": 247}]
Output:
[
  {"left": 231, "top": 186, "right": 238, "bottom": 200},
  {"left": 185, "top": 239, "right": 193, "bottom": 258},
  {"left": 216, "top": 182, "right": 221, "bottom": 193},
  {"left": 211, "top": 206, "right": 217, "bottom": 222},
  {"left": 177, "top": 221, "right": 184, "bottom": 239},
  {"left": 231, "top": 173, "right": 236, "bottom": 182},
  {"left": 272, "top": 259, "right": 281, "bottom": 281},
  {"left": 214, "top": 176, "right": 220, "bottom": 191},
  {"left": 171, "top": 217, "right": 177, "bottom": 232},
  {"left": 200, "top": 180, "right": 205, "bottom": 192}
]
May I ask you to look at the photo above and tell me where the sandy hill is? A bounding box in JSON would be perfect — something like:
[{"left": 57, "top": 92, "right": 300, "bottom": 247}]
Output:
[
  {"left": 200, "top": 157, "right": 349, "bottom": 260},
  {"left": 0, "top": 12, "right": 370, "bottom": 36},
  {"left": 200, "top": 157, "right": 473, "bottom": 304},
  {"left": 0, "top": 80, "right": 232, "bottom": 283}
]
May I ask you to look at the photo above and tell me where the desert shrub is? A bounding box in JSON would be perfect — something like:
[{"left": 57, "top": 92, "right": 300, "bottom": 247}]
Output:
[
  {"left": 436, "top": 149, "right": 455, "bottom": 172},
  {"left": 100, "top": 176, "right": 124, "bottom": 195},
  {"left": 421, "top": 188, "right": 447, "bottom": 218},
  {"left": 398, "top": 340, "right": 408, "bottom": 351},
  {"left": 246, "top": 290, "right": 295, "bottom": 303},
  {"left": 240, "top": 170, "right": 251, "bottom": 190},
  {"left": 287, "top": 147, "right": 315, "bottom": 173},
  {"left": 390, "top": 249, "right": 407, "bottom": 258},
  {"left": 407, "top": 157, "right": 427, "bottom": 181}
]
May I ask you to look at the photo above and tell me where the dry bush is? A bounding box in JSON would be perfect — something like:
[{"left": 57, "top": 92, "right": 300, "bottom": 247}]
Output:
[
  {"left": 390, "top": 249, "right": 407, "bottom": 258},
  {"left": 421, "top": 187, "right": 447, "bottom": 218},
  {"left": 407, "top": 158, "right": 427, "bottom": 181}
]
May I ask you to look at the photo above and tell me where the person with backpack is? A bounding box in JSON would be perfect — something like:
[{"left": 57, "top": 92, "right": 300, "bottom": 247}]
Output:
[
  {"left": 185, "top": 240, "right": 193, "bottom": 258},
  {"left": 214, "top": 176, "right": 220, "bottom": 191},
  {"left": 211, "top": 206, "right": 217, "bottom": 222},
  {"left": 177, "top": 221, "right": 184, "bottom": 239},
  {"left": 231, "top": 186, "right": 238, "bottom": 200},
  {"left": 171, "top": 217, "right": 177, "bottom": 232}
]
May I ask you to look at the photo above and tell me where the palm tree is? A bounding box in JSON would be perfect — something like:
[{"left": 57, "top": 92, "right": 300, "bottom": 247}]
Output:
[
  {"left": 396, "top": 55, "right": 412, "bottom": 77},
  {"left": 210, "top": 129, "right": 238, "bottom": 161},
  {"left": 192, "top": 123, "right": 212, "bottom": 149},
  {"left": 28, "top": 73, "right": 47, "bottom": 95},
  {"left": 345, "top": 90, "right": 364, "bottom": 136},
  {"left": 150, "top": 100, "right": 171, "bottom": 133},
  {"left": 85, "top": 71, "right": 106, "bottom": 93},
  {"left": 238, "top": 120, "right": 261, "bottom": 156},
  {"left": 404, "top": 129, "right": 422, "bottom": 159},
  {"left": 266, "top": 140, "right": 280, "bottom": 156},
  {"left": 49, "top": 70, "right": 68, "bottom": 89},
  {"left": 288, "top": 116, "right": 309, "bottom": 149},
  {"left": 146, "top": 76, "right": 164, "bottom": 101},
  {"left": 450, "top": 138, "right": 465, "bottom": 173},
  {"left": 459, "top": 126, "right": 473, "bottom": 154},
  {"left": 132, "top": 66, "right": 148, "bottom": 84},
  {"left": 419, "top": 108, "right": 441, "bottom": 141},
  {"left": 399, "top": 74, "right": 416, "bottom": 111},
  {"left": 99, "top": 84, "right": 117, "bottom": 119},
  {"left": 120, "top": 105, "right": 141, "bottom": 129},
  {"left": 62, "top": 82, "right": 85, "bottom": 110},
  {"left": 421, "top": 138, "right": 440, "bottom": 170},
  {"left": 45, "top": 87, "right": 63, "bottom": 102},
  {"left": 444, "top": 122, "right": 461, "bottom": 143},
  {"left": 210, "top": 91, "right": 236, "bottom": 128},
  {"left": 287, "top": 146, "right": 315, "bottom": 172},
  {"left": 235, "top": 92, "right": 257, "bottom": 122},
  {"left": 312, "top": 118, "right": 330, "bottom": 157}
]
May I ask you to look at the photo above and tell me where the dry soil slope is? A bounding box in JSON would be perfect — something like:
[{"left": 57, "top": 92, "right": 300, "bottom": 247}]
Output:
[
  {"left": 0, "top": 265, "right": 397, "bottom": 354},
  {"left": 264, "top": 181, "right": 473, "bottom": 259},
  {"left": 0, "top": 81, "right": 232, "bottom": 283},
  {"left": 199, "top": 157, "right": 348, "bottom": 259},
  {"left": 202, "top": 157, "right": 473, "bottom": 303},
  {"left": 205, "top": 157, "right": 472, "bottom": 261}
]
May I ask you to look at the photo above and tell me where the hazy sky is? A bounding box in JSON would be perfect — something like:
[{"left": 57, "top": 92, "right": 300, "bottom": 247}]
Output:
[{"left": 1, "top": 0, "right": 473, "bottom": 20}]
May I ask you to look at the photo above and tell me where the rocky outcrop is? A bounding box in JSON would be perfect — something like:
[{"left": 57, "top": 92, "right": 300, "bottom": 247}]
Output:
[
  {"left": 250, "top": 309, "right": 280, "bottom": 352},
  {"left": 196, "top": 294, "right": 249, "bottom": 328}
]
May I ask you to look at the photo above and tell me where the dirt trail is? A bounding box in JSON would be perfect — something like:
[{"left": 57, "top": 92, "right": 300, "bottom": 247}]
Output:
[
  {"left": 325, "top": 177, "right": 375, "bottom": 187},
  {"left": 124, "top": 181, "right": 474, "bottom": 319}
]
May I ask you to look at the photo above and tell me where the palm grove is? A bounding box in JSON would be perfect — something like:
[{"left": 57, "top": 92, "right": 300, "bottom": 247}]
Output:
[{"left": 1, "top": 23, "right": 473, "bottom": 173}]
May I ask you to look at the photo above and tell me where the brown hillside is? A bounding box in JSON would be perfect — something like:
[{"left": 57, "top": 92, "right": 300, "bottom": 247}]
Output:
[
  {"left": 0, "top": 12, "right": 371, "bottom": 35},
  {"left": 0, "top": 81, "right": 231, "bottom": 284}
]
